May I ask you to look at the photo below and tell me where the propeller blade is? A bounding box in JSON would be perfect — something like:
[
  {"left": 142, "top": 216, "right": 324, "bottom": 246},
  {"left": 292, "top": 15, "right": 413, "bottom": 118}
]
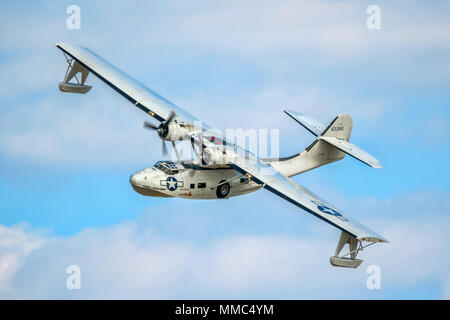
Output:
[
  {"left": 162, "top": 140, "right": 168, "bottom": 156},
  {"left": 143, "top": 121, "right": 158, "bottom": 130},
  {"left": 166, "top": 111, "right": 176, "bottom": 125}
]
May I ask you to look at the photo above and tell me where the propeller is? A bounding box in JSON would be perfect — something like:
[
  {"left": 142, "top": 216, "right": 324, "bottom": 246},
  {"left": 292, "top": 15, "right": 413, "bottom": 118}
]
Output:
[
  {"left": 162, "top": 140, "right": 168, "bottom": 156},
  {"left": 165, "top": 110, "right": 176, "bottom": 125},
  {"left": 143, "top": 121, "right": 158, "bottom": 130},
  {"left": 143, "top": 111, "right": 177, "bottom": 157}
]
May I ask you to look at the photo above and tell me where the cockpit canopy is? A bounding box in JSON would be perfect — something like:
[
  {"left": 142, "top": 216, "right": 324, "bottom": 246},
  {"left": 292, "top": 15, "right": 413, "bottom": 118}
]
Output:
[{"left": 154, "top": 161, "right": 179, "bottom": 175}]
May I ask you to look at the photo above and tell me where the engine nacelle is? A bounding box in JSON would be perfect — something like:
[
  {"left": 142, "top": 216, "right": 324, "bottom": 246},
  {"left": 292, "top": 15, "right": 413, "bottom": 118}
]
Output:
[
  {"left": 202, "top": 146, "right": 236, "bottom": 165},
  {"left": 159, "top": 122, "right": 193, "bottom": 141}
]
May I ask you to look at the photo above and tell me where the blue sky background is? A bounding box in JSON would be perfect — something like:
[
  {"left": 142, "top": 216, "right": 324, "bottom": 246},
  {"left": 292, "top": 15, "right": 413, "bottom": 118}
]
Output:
[{"left": 0, "top": 0, "right": 449, "bottom": 299}]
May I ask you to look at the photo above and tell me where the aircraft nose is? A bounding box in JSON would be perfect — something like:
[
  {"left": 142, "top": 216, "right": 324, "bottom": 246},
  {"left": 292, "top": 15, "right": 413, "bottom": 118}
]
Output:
[
  {"left": 130, "top": 171, "right": 151, "bottom": 188},
  {"left": 129, "top": 174, "right": 139, "bottom": 186}
]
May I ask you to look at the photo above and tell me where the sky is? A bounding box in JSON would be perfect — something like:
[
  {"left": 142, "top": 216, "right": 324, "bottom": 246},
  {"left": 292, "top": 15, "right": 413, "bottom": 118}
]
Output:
[{"left": 0, "top": 0, "right": 449, "bottom": 299}]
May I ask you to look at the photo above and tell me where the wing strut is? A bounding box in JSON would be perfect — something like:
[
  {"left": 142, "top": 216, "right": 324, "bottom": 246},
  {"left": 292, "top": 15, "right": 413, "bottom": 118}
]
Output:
[
  {"left": 330, "top": 231, "right": 377, "bottom": 268},
  {"left": 58, "top": 52, "right": 92, "bottom": 94}
]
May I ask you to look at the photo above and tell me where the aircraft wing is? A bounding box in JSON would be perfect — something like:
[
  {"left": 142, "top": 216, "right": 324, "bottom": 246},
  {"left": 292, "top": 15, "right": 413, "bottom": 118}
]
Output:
[
  {"left": 227, "top": 149, "right": 387, "bottom": 243},
  {"left": 55, "top": 42, "right": 201, "bottom": 125},
  {"left": 56, "top": 43, "right": 387, "bottom": 246}
]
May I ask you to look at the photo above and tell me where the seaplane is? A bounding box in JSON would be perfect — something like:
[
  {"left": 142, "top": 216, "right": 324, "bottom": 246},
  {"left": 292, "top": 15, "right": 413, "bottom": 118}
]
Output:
[{"left": 55, "top": 43, "right": 388, "bottom": 268}]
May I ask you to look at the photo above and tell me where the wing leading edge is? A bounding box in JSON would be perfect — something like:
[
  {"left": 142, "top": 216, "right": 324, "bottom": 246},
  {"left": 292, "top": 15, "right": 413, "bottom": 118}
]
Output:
[
  {"left": 227, "top": 151, "right": 387, "bottom": 243},
  {"left": 55, "top": 42, "right": 200, "bottom": 125}
]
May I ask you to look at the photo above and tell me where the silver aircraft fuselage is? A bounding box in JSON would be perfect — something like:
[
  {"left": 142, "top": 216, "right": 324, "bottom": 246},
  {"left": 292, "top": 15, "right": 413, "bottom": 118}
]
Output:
[{"left": 130, "top": 161, "right": 261, "bottom": 199}]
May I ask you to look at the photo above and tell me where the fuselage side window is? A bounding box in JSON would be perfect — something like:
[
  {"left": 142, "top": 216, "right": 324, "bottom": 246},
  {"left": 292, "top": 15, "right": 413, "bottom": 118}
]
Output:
[{"left": 198, "top": 182, "right": 206, "bottom": 188}]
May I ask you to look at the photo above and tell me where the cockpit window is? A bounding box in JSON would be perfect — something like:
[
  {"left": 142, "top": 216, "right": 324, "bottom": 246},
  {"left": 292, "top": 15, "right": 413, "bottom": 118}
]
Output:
[{"left": 153, "top": 161, "right": 179, "bottom": 175}]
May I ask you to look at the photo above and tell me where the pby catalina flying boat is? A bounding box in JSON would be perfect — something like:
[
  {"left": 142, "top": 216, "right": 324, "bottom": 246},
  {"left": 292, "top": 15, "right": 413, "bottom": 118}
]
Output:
[{"left": 55, "top": 43, "right": 388, "bottom": 268}]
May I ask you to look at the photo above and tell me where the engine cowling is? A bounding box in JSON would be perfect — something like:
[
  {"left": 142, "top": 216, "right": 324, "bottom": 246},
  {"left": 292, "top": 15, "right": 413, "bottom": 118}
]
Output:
[
  {"left": 202, "top": 146, "right": 236, "bottom": 165},
  {"left": 158, "top": 122, "right": 193, "bottom": 141}
]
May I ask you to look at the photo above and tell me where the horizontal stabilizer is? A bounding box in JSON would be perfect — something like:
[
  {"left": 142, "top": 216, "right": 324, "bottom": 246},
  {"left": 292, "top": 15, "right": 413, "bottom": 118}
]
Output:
[
  {"left": 284, "top": 110, "right": 325, "bottom": 136},
  {"left": 319, "top": 136, "right": 382, "bottom": 169}
]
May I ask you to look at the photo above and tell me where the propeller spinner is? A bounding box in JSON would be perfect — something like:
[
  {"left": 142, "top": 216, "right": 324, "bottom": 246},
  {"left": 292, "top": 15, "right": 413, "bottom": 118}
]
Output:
[{"left": 143, "top": 111, "right": 176, "bottom": 156}]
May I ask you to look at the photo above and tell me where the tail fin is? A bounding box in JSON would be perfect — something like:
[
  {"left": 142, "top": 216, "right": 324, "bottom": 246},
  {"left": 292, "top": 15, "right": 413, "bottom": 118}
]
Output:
[
  {"left": 317, "top": 114, "right": 381, "bottom": 169},
  {"left": 321, "top": 114, "right": 353, "bottom": 141},
  {"left": 271, "top": 110, "right": 382, "bottom": 176},
  {"left": 284, "top": 110, "right": 353, "bottom": 140}
]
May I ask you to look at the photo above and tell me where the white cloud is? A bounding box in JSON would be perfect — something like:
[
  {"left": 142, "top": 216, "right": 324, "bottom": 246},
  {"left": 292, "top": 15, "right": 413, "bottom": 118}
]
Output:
[
  {"left": 0, "top": 91, "right": 160, "bottom": 168},
  {"left": 0, "top": 0, "right": 449, "bottom": 300},
  {"left": 0, "top": 224, "right": 43, "bottom": 296},
  {"left": 4, "top": 0, "right": 450, "bottom": 58},
  {"left": 127, "top": 0, "right": 450, "bottom": 59},
  {"left": 0, "top": 81, "right": 390, "bottom": 167},
  {"left": 1, "top": 0, "right": 448, "bottom": 168},
  {"left": 1, "top": 190, "right": 449, "bottom": 299}
]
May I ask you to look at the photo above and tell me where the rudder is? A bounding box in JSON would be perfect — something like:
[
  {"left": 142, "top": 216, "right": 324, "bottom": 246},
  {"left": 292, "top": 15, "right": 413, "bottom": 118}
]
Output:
[{"left": 321, "top": 114, "right": 353, "bottom": 141}]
